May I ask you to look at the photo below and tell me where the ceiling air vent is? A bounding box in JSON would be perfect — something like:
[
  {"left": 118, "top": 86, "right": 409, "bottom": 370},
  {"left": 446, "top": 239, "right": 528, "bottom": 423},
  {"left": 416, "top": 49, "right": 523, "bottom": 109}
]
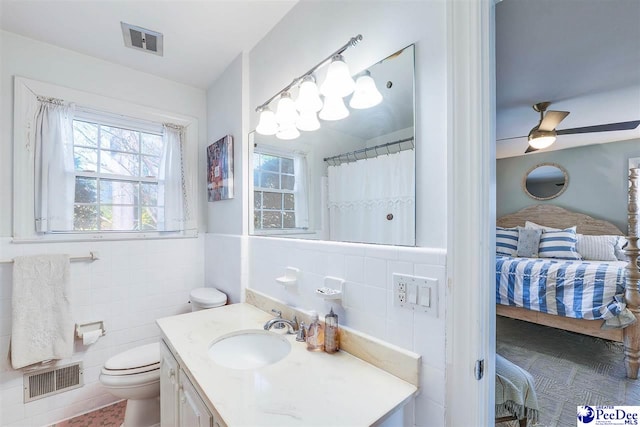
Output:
[{"left": 121, "top": 22, "right": 163, "bottom": 56}]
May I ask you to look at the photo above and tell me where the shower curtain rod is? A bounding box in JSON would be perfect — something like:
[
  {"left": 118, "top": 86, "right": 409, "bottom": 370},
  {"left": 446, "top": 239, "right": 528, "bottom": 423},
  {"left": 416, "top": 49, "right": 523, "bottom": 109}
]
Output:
[{"left": 323, "top": 137, "right": 414, "bottom": 166}]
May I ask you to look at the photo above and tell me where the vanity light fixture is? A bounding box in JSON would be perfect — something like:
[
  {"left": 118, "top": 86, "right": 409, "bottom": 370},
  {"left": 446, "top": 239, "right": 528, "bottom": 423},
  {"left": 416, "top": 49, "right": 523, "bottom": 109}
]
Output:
[
  {"left": 255, "top": 34, "right": 373, "bottom": 140},
  {"left": 349, "top": 70, "right": 383, "bottom": 109},
  {"left": 319, "top": 95, "right": 350, "bottom": 121}
]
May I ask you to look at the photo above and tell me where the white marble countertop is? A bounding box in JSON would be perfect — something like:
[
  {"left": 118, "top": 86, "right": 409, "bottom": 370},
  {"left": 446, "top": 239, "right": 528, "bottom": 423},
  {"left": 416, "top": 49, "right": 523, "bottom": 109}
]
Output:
[{"left": 157, "top": 303, "right": 418, "bottom": 427}]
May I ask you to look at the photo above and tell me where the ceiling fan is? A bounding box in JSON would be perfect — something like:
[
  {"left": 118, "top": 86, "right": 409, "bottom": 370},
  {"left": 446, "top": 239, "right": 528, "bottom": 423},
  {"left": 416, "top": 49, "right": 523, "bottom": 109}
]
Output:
[{"left": 514, "top": 102, "right": 640, "bottom": 154}]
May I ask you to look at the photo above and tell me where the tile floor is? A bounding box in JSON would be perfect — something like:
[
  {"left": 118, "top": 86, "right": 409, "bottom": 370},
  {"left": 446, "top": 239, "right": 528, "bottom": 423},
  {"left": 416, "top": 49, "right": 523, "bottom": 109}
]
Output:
[{"left": 50, "top": 400, "right": 125, "bottom": 427}]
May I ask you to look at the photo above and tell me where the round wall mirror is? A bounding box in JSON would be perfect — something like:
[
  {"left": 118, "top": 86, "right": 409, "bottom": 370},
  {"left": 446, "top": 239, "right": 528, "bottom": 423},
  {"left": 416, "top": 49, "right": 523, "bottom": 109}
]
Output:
[{"left": 523, "top": 163, "right": 568, "bottom": 200}]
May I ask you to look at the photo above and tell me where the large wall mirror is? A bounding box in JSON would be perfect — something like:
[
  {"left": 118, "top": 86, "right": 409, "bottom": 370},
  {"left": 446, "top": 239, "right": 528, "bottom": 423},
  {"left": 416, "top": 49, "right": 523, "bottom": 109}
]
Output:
[
  {"left": 523, "top": 163, "right": 569, "bottom": 200},
  {"left": 249, "top": 44, "right": 415, "bottom": 246}
]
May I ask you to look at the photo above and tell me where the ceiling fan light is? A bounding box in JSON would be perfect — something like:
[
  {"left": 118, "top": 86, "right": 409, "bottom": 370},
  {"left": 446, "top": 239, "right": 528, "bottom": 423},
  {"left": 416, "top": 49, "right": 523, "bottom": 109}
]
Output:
[
  {"left": 296, "top": 75, "right": 323, "bottom": 113},
  {"left": 528, "top": 128, "right": 557, "bottom": 149},
  {"left": 349, "top": 70, "right": 383, "bottom": 109},
  {"left": 256, "top": 107, "right": 278, "bottom": 135},
  {"left": 319, "top": 54, "right": 355, "bottom": 98}
]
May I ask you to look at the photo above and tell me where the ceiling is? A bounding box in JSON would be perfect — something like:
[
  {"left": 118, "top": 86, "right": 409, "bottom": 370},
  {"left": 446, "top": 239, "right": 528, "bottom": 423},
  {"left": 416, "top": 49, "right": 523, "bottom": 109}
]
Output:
[
  {"left": 496, "top": 0, "right": 640, "bottom": 158},
  {"left": 0, "top": 0, "right": 297, "bottom": 89}
]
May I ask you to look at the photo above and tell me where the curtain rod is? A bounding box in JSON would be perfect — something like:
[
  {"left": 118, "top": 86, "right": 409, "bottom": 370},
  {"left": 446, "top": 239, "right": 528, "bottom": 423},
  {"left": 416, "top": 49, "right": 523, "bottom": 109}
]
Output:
[
  {"left": 323, "top": 137, "right": 414, "bottom": 165},
  {"left": 0, "top": 252, "right": 99, "bottom": 265}
]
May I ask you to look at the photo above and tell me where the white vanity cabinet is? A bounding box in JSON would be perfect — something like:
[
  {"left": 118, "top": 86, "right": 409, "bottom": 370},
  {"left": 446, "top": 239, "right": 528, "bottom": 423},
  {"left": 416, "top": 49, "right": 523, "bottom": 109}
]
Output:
[{"left": 161, "top": 340, "right": 218, "bottom": 427}]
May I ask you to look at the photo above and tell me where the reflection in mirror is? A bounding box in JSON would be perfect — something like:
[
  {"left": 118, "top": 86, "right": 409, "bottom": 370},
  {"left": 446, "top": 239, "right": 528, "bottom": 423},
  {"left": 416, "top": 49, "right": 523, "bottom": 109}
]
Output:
[
  {"left": 249, "top": 45, "right": 415, "bottom": 246},
  {"left": 523, "top": 163, "right": 569, "bottom": 200}
]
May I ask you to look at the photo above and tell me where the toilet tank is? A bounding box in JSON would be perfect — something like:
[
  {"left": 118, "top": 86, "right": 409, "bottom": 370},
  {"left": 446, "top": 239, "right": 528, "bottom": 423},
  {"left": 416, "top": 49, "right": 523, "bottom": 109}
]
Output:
[{"left": 190, "top": 287, "right": 227, "bottom": 311}]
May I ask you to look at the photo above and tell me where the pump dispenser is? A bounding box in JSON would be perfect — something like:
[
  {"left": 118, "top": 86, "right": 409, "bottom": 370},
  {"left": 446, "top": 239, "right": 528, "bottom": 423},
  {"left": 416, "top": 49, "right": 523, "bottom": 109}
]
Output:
[
  {"left": 324, "top": 308, "right": 339, "bottom": 353},
  {"left": 306, "top": 311, "right": 324, "bottom": 352}
]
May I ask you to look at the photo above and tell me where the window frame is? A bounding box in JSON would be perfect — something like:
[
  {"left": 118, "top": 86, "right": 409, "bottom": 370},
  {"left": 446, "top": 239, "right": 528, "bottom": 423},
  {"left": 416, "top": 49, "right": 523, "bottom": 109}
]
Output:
[
  {"left": 251, "top": 146, "right": 309, "bottom": 235},
  {"left": 13, "top": 76, "right": 198, "bottom": 242}
]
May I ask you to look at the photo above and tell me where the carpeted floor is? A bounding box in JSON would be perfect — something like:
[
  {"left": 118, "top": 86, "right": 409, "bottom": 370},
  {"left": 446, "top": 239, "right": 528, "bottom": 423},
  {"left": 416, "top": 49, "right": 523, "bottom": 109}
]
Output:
[{"left": 496, "top": 316, "right": 640, "bottom": 427}]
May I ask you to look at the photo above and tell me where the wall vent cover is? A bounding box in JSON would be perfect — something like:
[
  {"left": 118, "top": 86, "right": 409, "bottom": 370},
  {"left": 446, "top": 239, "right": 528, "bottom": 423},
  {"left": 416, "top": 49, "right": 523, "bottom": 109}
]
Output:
[
  {"left": 121, "top": 22, "right": 164, "bottom": 56},
  {"left": 23, "top": 362, "right": 83, "bottom": 402}
]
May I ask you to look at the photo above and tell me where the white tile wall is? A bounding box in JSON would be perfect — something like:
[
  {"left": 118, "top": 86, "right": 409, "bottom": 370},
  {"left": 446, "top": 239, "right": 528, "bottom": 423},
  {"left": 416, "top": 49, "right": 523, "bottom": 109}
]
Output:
[
  {"left": 247, "top": 236, "right": 447, "bottom": 427},
  {"left": 0, "top": 236, "right": 204, "bottom": 427}
]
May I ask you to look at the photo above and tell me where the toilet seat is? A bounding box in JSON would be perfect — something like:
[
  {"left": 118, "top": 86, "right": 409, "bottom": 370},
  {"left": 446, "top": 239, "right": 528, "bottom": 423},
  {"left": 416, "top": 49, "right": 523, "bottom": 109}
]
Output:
[
  {"left": 99, "top": 367, "right": 160, "bottom": 388},
  {"left": 102, "top": 343, "right": 160, "bottom": 376},
  {"left": 190, "top": 287, "right": 227, "bottom": 308}
]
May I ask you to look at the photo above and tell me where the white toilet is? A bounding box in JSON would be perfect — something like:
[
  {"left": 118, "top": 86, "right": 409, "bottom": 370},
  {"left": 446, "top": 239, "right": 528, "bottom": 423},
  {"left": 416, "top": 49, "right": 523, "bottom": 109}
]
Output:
[
  {"left": 189, "top": 287, "right": 227, "bottom": 311},
  {"left": 99, "top": 343, "right": 161, "bottom": 427},
  {"left": 100, "top": 288, "right": 227, "bottom": 427}
]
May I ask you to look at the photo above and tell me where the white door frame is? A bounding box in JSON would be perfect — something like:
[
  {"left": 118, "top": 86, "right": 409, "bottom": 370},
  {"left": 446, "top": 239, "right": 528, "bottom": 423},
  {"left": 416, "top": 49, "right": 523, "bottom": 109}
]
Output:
[{"left": 446, "top": 0, "right": 496, "bottom": 425}]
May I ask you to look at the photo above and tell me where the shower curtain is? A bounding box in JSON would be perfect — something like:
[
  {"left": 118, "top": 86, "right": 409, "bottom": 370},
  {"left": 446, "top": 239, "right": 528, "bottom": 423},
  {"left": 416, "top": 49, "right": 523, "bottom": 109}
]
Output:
[{"left": 327, "top": 149, "right": 415, "bottom": 245}]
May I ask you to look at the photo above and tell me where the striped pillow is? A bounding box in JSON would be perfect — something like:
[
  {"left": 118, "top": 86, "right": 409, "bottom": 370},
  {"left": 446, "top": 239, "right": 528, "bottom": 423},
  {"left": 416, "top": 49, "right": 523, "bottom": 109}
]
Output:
[
  {"left": 576, "top": 234, "right": 619, "bottom": 261},
  {"left": 496, "top": 227, "right": 519, "bottom": 256},
  {"left": 538, "top": 228, "right": 582, "bottom": 260}
]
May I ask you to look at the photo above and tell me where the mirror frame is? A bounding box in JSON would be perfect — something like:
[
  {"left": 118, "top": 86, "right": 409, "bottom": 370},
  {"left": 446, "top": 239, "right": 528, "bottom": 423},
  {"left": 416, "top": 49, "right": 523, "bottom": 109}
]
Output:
[{"left": 522, "top": 162, "right": 569, "bottom": 201}]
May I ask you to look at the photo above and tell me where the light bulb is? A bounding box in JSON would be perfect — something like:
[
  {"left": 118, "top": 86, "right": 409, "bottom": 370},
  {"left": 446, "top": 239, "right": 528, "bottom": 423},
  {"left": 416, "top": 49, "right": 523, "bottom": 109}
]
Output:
[
  {"left": 319, "top": 54, "right": 355, "bottom": 98},
  {"left": 319, "top": 95, "right": 349, "bottom": 121},
  {"left": 297, "top": 110, "right": 320, "bottom": 131},
  {"left": 276, "top": 125, "right": 300, "bottom": 140},
  {"left": 349, "top": 71, "right": 383, "bottom": 109},
  {"left": 528, "top": 128, "right": 557, "bottom": 149},
  {"left": 275, "top": 92, "right": 298, "bottom": 126},
  {"left": 295, "top": 75, "right": 323, "bottom": 113},
  {"left": 256, "top": 108, "right": 278, "bottom": 135}
]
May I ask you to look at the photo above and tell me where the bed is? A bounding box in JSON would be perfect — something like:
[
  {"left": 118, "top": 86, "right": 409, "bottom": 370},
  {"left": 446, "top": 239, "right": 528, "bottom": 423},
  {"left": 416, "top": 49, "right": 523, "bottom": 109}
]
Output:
[{"left": 496, "top": 168, "right": 640, "bottom": 379}]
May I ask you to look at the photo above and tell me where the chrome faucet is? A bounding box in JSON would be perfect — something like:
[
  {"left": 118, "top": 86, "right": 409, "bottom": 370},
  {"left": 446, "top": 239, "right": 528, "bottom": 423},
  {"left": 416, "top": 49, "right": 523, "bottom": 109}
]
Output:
[{"left": 264, "top": 311, "right": 299, "bottom": 334}]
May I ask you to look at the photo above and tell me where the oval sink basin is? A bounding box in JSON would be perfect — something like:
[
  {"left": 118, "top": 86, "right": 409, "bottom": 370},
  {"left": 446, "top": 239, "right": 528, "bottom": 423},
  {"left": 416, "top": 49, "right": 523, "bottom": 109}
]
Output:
[{"left": 208, "top": 330, "right": 291, "bottom": 370}]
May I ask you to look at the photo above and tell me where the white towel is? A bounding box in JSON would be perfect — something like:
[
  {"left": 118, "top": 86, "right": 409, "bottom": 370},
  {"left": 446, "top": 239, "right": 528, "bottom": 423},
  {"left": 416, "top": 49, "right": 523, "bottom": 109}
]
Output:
[{"left": 11, "top": 254, "right": 73, "bottom": 369}]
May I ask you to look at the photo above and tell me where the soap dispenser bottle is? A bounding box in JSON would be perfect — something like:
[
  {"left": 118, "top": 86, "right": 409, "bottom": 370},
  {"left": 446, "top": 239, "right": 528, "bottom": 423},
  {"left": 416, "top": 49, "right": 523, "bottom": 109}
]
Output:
[
  {"left": 306, "top": 311, "right": 324, "bottom": 352},
  {"left": 324, "top": 308, "right": 339, "bottom": 353}
]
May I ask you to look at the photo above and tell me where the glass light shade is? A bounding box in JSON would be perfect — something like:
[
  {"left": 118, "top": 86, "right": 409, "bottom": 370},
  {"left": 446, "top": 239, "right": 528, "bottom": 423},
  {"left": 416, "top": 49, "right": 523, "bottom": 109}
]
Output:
[
  {"left": 256, "top": 108, "right": 278, "bottom": 135},
  {"left": 275, "top": 92, "right": 298, "bottom": 126},
  {"left": 319, "top": 95, "right": 349, "bottom": 121},
  {"left": 296, "top": 111, "right": 320, "bottom": 131},
  {"left": 319, "top": 54, "right": 355, "bottom": 98},
  {"left": 349, "top": 71, "right": 383, "bottom": 109},
  {"left": 295, "top": 76, "right": 323, "bottom": 113},
  {"left": 276, "top": 125, "right": 300, "bottom": 140},
  {"left": 528, "top": 135, "right": 556, "bottom": 149}
]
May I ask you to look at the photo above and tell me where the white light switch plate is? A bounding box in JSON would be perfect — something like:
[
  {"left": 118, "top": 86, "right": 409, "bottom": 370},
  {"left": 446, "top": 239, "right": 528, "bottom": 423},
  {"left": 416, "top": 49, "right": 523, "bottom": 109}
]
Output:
[{"left": 392, "top": 273, "right": 438, "bottom": 316}]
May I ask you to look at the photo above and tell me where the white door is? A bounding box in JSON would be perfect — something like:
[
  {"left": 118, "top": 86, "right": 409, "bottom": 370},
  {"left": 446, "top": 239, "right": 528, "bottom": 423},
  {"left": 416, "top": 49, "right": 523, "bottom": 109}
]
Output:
[{"left": 160, "top": 341, "right": 179, "bottom": 427}]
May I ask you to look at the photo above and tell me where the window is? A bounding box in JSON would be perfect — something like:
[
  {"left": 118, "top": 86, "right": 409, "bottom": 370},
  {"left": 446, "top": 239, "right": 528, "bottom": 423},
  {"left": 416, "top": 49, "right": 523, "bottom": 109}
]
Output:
[
  {"left": 72, "top": 118, "right": 163, "bottom": 231},
  {"left": 253, "top": 152, "right": 300, "bottom": 230},
  {"left": 13, "top": 77, "right": 198, "bottom": 241}
]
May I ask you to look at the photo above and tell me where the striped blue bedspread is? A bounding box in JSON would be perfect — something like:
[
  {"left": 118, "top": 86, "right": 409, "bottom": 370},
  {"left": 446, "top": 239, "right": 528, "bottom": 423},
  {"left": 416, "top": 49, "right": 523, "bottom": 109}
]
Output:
[{"left": 496, "top": 256, "right": 627, "bottom": 320}]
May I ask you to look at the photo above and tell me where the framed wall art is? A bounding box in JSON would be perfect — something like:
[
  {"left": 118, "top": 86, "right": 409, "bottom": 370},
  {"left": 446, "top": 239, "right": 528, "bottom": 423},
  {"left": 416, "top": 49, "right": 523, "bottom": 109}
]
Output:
[{"left": 207, "top": 135, "right": 234, "bottom": 202}]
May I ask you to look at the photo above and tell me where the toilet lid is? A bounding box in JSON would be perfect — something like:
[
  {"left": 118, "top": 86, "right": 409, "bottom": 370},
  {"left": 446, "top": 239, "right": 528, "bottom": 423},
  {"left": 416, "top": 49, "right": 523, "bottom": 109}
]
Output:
[
  {"left": 190, "top": 287, "right": 227, "bottom": 306},
  {"left": 104, "top": 343, "right": 160, "bottom": 371}
]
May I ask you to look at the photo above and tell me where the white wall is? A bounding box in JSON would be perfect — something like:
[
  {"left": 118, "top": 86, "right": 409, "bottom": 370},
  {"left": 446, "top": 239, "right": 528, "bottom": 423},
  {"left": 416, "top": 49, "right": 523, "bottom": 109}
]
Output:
[
  {"left": 0, "top": 31, "right": 207, "bottom": 426},
  {"left": 243, "top": 2, "right": 448, "bottom": 426}
]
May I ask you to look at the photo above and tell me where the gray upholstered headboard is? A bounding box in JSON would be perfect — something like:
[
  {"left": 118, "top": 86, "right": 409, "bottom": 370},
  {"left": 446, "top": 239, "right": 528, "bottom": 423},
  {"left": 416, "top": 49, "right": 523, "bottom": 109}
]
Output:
[{"left": 496, "top": 205, "right": 624, "bottom": 236}]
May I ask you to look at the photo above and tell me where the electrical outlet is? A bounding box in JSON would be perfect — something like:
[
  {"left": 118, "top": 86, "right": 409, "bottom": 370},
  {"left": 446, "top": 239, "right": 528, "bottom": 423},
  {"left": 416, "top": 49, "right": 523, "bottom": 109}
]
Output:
[
  {"left": 398, "top": 292, "right": 406, "bottom": 303},
  {"left": 392, "top": 273, "right": 438, "bottom": 315},
  {"left": 398, "top": 282, "right": 406, "bottom": 292}
]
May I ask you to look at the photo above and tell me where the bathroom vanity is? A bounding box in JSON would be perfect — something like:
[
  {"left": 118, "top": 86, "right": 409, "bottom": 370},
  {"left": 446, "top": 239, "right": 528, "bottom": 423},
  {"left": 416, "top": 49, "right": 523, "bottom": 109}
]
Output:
[{"left": 157, "top": 301, "right": 419, "bottom": 427}]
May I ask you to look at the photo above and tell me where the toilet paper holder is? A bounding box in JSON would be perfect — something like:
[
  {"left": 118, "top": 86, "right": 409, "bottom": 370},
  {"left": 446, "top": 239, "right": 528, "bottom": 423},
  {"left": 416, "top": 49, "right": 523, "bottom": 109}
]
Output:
[{"left": 75, "top": 321, "right": 106, "bottom": 339}]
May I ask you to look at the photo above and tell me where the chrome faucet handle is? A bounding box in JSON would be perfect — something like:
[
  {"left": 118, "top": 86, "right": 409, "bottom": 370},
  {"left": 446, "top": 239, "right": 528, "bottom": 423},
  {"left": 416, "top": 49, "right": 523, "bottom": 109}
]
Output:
[{"left": 270, "top": 309, "right": 285, "bottom": 329}]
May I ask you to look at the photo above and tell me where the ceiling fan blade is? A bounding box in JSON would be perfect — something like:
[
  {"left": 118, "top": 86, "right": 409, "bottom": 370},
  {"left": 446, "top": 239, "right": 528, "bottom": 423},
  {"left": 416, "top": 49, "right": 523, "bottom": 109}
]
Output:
[
  {"left": 497, "top": 135, "right": 527, "bottom": 142},
  {"left": 538, "top": 110, "right": 570, "bottom": 132},
  {"left": 525, "top": 145, "right": 539, "bottom": 154},
  {"left": 556, "top": 120, "right": 640, "bottom": 135}
]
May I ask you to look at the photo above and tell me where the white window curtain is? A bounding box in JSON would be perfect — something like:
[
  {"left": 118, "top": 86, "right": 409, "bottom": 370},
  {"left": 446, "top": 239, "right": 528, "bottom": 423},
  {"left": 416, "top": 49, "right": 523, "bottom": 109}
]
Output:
[
  {"left": 34, "top": 97, "right": 75, "bottom": 233},
  {"left": 158, "top": 124, "right": 187, "bottom": 231},
  {"left": 327, "top": 149, "right": 415, "bottom": 245},
  {"left": 293, "top": 154, "right": 309, "bottom": 229}
]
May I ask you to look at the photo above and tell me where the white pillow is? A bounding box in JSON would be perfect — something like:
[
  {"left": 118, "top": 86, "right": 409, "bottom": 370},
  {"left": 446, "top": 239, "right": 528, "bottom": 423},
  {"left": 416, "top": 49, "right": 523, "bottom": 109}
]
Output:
[
  {"left": 575, "top": 234, "right": 619, "bottom": 261},
  {"left": 525, "top": 220, "right": 577, "bottom": 233}
]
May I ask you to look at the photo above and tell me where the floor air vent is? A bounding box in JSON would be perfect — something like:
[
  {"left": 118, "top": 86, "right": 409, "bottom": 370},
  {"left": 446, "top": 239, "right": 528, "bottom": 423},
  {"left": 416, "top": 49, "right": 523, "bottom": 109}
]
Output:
[
  {"left": 23, "top": 362, "right": 83, "bottom": 402},
  {"left": 121, "top": 22, "right": 164, "bottom": 56}
]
